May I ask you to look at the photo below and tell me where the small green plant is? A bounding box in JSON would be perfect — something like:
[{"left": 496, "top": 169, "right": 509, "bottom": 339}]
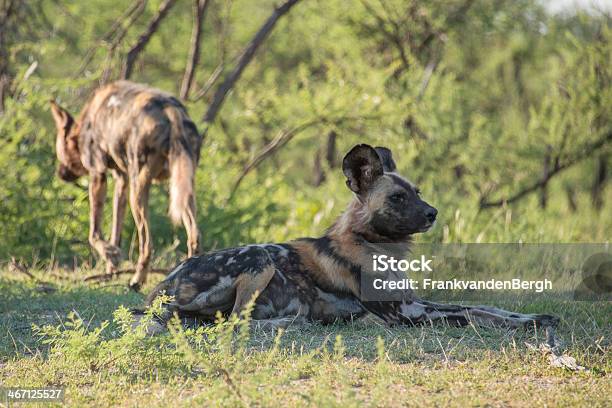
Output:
[{"left": 35, "top": 311, "right": 109, "bottom": 368}]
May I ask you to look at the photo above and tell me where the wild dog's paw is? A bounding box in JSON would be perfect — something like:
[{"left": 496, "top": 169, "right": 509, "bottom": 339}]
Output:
[
  {"left": 128, "top": 280, "right": 142, "bottom": 292},
  {"left": 128, "top": 265, "right": 148, "bottom": 292},
  {"left": 102, "top": 243, "right": 122, "bottom": 266},
  {"left": 92, "top": 239, "right": 122, "bottom": 267},
  {"left": 128, "top": 282, "right": 142, "bottom": 292}
]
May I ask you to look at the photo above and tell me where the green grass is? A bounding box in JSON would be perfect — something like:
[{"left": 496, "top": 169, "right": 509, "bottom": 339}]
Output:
[{"left": 0, "top": 270, "right": 610, "bottom": 407}]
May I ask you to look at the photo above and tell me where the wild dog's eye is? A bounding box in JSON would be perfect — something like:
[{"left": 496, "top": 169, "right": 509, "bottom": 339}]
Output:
[{"left": 390, "top": 192, "right": 406, "bottom": 202}]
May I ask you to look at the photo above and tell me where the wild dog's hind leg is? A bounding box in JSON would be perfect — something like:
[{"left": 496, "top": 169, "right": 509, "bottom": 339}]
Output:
[
  {"left": 160, "top": 252, "right": 277, "bottom": 318},
  {"left": 182, "top": 196, "right": 199, "bottom": 257},
  {"left": 402, "top": 300, "right": 559, "bottom": 329},
  {"left": 128, "top": 165, "right": 153, "bottom": 291},
  {"left": 232, "top": 264, "right": 276, "bottom": 317}
]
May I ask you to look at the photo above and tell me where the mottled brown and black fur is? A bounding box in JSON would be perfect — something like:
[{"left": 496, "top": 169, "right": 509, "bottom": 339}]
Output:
[
  {"left": 144, "top": 144, "right": 559, "bottom": 330},
  {"left": 51, "top": 81, "right": 203, "bottom": 289}
]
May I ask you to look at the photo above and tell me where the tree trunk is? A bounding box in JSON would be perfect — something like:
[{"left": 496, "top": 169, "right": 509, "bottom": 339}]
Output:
[
  {"left": 325, "top": 130, "right": 337, "bottom": 168},
  {"left": 540, "top": 145, "right": 551, "bottom": 209},
  {"left": 591, "top": 154, "right": 608, "bottom": 211},
  {"left": 564, "top": 185, "right": 578, "bottom": 213},
  {"left": 203, "top": 0, "right": 301, "bottom": 127},
  {"left": 0, "top": 0, "right": 15, "bottom": 114},
  {"left": 313, "top": 148, "right": 325, "bottom": 186}
]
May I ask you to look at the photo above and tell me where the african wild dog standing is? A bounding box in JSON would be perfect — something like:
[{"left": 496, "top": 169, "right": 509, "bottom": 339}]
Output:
[
  {"left": 51, "top": 81, "right": 202, "bottom": 290},
  {"left": 143, "top": 144, "right": 559, "bottom": 330}
]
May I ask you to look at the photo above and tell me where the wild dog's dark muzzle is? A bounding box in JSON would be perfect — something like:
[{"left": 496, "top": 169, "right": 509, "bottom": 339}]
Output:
[{"left": 57, "top": 164, "right": 80, "bottom": 182}]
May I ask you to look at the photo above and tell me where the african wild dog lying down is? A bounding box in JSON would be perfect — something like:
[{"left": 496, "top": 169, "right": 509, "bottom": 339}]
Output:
[{"left": 142, "top": 144, "right": 559, "bottom": 330}]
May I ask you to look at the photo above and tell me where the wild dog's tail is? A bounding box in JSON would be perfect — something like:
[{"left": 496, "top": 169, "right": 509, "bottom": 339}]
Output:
[{"left": 165, "top": 106, "right": 199, "bottom": 225}]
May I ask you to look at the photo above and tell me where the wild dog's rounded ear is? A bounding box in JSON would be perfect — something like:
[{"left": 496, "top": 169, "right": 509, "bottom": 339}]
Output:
[
  {"left": 374, "top": 146, "right": 397, "bottom": 172},
  {"left": 342, "top": 144, "right": 384, "bottom": 194},
  {"left": 49, "top": 100, "right": 73, "bottom": 132}
]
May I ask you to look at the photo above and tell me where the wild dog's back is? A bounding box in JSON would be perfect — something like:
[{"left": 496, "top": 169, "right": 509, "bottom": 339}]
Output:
[{"left": 77, "top": 81, "right": 201, "bottom": 177}]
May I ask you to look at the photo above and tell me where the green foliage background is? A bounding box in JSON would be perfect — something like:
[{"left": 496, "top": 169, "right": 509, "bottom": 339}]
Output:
[{"left": 0, "top": 0, "right": 610, "bottom": 266}]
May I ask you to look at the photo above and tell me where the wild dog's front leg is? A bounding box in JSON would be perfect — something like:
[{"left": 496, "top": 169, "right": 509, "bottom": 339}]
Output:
[
  {"left": 88, "top": 173, "right": 121, "bottom": 271},
  {"left": 361, "top": 300, "right": 418, "bottom": 325},
  {"left": 403, "top": 300, "right": 560, "bottom": 329},
  {"left": 109, "top": 170, "right": 128, "bottom": 257},
  {"left": 250, "top": 316, "right": 307, "bottom": 331}
]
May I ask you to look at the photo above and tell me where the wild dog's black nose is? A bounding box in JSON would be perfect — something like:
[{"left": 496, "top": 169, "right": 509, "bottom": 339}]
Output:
[{"left": 425, "top": 207, "right": 438, "bottom": 223}]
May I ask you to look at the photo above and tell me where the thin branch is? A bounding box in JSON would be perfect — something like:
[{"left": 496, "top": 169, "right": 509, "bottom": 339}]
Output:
[
  {"left": 216, "top": 0, "right": 233, "bottom": 67},
  {"left": 360, "top": 0, "right": 409, "bottom": 74},
  {"left": 121, "top": 0, "right": 177, "bottom": 80},
  {"left": 227, "top": 114, "right": 382, "bottom": 201},
  {"left": 228, "top": 123, "right": 313, "bottom": 202},
  {"left": 180, "top": 0, "right": 210, "bottom": 99},
  {"left": 202, "top": 0, "right": 301, "bottom": 127},
  {"left": 8, "top": 257, "right": 56, "bottom": 293},
  {"left": 378, "top": 0, "right": 413, "bottom": 68},
  {"left": 190, "top": 62, "right": 223, "bottom": 101},
  {"left": 9, "top": 257, "right": 36, "bottom": 280},
  {"left": 190, "top": 0, "right": 233, "bottom": 101},
  {"left": 100, "top": 0, "right": 148, "bottom": 82},
  {"left": 104, "top": 0, "right": 147, "bottom": 45},
  {"left": 480, "top": 132, "right": 612, "bottom": 208},
  {"left": 83, "top": 268, "right": 168, "bottom": 283},
  {"left": 417, "top": 56, "right": 439, "bottom": 100},
  {"left": 76, "top": 0, "right": 147, "bottom": 77}
]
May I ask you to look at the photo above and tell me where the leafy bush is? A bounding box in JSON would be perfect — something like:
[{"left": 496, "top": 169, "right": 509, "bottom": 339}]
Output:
[{"left": 0, "top": 1, "right": 610, "bottom": 267}]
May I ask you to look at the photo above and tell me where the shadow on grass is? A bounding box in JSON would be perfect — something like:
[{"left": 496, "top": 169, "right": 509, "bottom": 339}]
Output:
[{"left": 0, "top": 278, "right": 144, "bottom": 359}]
